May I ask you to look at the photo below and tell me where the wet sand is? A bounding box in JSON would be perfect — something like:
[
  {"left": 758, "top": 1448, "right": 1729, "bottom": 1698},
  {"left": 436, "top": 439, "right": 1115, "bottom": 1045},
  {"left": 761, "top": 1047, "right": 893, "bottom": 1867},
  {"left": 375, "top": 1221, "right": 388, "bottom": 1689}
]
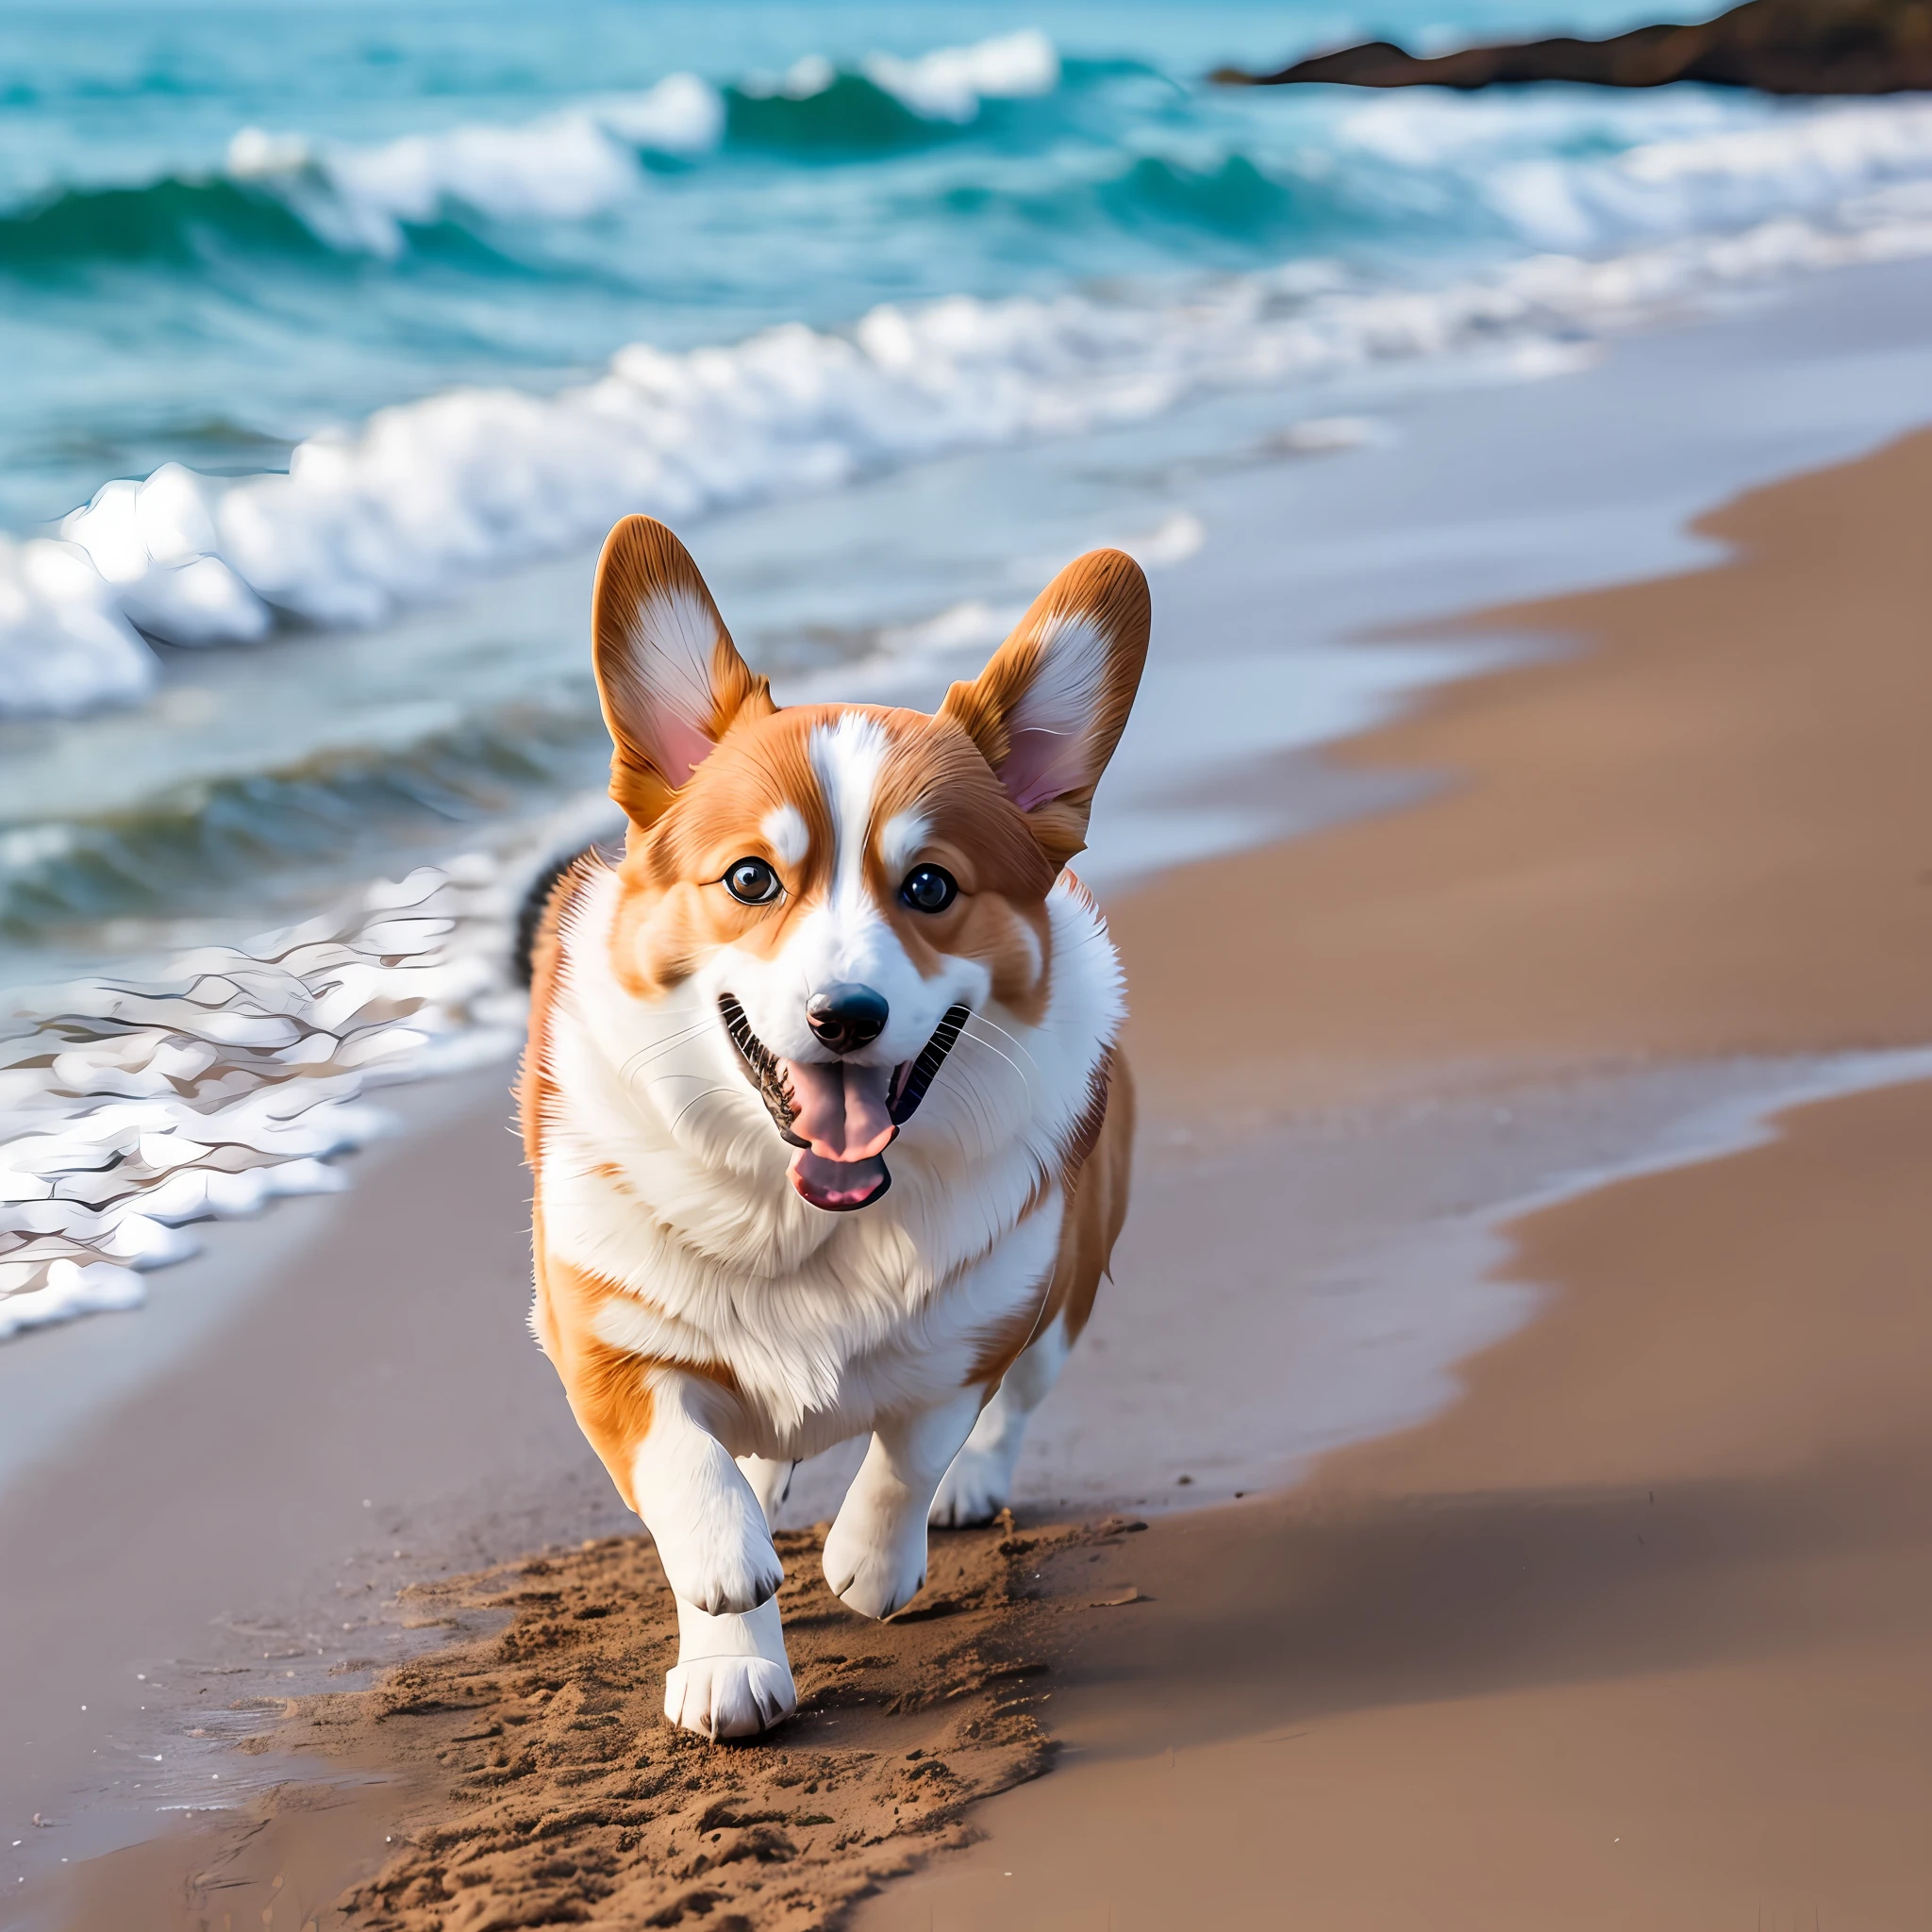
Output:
[
  {"left": 15, "top": 422, "right": 1932, "bottom": 1926},
  {"left": 1116, "top": 425, "right": 1932, "bottom": 1114},
  {"left": 861, "top": 1074, "right": 1932, "bottom": 1930},
  {"left": 57, "top": 1516, "right": 1095, "bottom": 1932}
]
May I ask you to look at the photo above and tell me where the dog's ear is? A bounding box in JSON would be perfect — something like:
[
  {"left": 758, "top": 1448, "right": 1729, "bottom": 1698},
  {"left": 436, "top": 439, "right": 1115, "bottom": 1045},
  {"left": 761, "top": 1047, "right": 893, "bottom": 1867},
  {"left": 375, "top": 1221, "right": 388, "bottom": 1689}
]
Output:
[
  {"left": 938, "top": 548, "right": 1149, "bottom": 867},
  {"left": 592, "top": 515, "right": 774, "bottom": 828}
]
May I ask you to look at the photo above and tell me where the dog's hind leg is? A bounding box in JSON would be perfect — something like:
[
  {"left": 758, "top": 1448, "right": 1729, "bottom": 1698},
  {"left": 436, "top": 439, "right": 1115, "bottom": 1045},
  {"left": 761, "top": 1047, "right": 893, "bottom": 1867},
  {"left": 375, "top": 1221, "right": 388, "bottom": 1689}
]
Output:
[
  {"left": 929, "top": 1311, "right": 1071, "bottom": 1528},
  {"left": 933, "top": 1058, "right": 1133, "bottom": 1528},
  {"left": 736, "top": 1455, "right": 798, "bottom": 1528}
]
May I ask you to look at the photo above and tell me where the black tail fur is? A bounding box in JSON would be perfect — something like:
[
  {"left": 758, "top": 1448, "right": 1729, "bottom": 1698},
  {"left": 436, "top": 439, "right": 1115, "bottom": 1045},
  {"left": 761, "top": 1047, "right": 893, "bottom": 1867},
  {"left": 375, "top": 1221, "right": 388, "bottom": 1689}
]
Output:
[{"left": 512, "top": 841, "right": 614, "bottom": 989}]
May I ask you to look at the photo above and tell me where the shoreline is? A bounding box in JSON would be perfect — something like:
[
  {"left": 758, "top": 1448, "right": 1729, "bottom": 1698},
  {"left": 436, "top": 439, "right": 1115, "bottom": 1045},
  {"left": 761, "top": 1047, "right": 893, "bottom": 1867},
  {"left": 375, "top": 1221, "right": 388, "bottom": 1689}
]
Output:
[
  {"left": 864, "top": 1069, "right": 1932, "bottom": 1930},
  {"left": 10, "top": 358, "right": 1932, "bottom": 1925}
]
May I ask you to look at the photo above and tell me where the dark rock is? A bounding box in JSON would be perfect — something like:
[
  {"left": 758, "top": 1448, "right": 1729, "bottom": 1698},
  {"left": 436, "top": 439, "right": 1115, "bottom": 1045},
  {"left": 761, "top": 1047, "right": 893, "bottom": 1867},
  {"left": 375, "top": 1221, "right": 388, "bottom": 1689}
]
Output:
[{"left": 1212, "top": 0, "right": 1932, "bottom": 95}]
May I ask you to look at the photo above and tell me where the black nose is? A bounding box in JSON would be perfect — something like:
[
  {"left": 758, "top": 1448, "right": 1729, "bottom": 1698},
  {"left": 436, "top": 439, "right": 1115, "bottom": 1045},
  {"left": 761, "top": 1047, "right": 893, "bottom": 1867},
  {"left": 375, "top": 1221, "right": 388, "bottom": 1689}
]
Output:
[{"left": 807, "top": 983, "right": 889, "bottom": 1054}]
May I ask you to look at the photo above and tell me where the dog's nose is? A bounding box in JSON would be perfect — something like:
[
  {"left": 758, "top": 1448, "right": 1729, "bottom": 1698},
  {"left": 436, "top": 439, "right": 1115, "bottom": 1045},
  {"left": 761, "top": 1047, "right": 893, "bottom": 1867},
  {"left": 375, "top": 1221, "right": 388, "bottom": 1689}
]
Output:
[{"left": 807, "top": 984, "right": 889, "bottom": 1054}]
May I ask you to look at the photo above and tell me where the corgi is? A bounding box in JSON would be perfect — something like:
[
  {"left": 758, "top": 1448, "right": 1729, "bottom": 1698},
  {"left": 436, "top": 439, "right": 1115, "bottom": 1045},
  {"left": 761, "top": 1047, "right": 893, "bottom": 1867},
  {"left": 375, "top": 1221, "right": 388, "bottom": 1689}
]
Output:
[{"left": 520, "top": 516, "right": 1146, "bottom": 1739}]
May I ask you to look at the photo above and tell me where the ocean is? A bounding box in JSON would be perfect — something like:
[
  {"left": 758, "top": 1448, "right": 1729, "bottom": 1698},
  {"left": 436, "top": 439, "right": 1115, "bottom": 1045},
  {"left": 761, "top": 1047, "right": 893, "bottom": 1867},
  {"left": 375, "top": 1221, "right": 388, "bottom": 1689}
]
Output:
[{"left": 9, "top": 0, "right": 1932, "bottom": 1338}]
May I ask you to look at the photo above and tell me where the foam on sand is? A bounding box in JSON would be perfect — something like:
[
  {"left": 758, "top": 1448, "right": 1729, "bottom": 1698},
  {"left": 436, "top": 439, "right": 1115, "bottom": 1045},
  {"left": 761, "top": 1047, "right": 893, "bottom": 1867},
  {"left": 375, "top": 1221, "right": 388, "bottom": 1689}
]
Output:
[{"left": 0, "top": 858, "right": 526, "bottom": 1341}]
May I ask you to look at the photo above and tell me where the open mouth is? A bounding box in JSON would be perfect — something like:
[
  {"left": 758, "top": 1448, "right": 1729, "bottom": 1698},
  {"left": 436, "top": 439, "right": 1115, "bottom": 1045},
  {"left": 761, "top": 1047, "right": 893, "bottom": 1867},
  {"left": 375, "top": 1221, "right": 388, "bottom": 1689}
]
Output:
[{"left": 718, "top": 994, "right": 969, "bottom": 1213}]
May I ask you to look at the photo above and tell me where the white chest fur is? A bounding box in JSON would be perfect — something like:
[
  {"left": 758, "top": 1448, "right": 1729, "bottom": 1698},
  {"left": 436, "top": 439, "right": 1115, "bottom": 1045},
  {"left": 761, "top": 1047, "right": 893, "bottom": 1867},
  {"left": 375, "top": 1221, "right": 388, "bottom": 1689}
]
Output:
[{"left": 537, "top": 866, "right": 1124, "bottom": 1457}]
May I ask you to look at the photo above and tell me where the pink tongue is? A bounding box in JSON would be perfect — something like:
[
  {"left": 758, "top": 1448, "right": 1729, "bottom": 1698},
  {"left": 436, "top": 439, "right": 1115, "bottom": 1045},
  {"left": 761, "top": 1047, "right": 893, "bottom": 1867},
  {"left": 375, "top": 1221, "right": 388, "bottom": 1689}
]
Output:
[
  {"left": 780, "top": 1059, "right": 896, "bottom": 1162},
  {"left": 780, "top": 1059, "right": 896, "bottom": 1213},
  {"left": 790, "top": 1150, "right": 890, "bottom": 1212}
]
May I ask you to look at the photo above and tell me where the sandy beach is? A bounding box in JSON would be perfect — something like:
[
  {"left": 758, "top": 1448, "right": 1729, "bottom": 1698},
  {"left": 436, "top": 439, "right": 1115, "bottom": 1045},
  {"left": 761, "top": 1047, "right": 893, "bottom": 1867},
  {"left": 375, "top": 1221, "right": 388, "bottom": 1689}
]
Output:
[
  {"left": 863, "top": 427, "right": 1932, "bottom": 1927},
  {"left": 864, "top": 1072, "right": 1932, "bottom": 1930},
  {"left": 12, "top": 412, "right": 1932, "bottom": 1929}
]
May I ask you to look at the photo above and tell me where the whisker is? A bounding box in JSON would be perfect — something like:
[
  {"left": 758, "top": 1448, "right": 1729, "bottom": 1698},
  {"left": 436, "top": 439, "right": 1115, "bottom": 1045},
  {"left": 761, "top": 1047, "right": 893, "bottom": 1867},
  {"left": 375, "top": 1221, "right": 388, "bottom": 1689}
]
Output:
[
  {"left": 618, "top": 1018, "right": 716, "bottom": 1080},
  {"left": 965, "top": 1010, "right": 1042, "bottom": 1077},
  {"left": 953, "top": 1023, "right": 1031, "bottom": 1096},
  {"left": 618, "top": 1023, "right": 710, "bottom": 1074},
  {"left": 938, "top": 1054, "right": 1003, "bottom": 1155},
  {"left": 667, "top": 1085, "right": 737, "bottom": 1135}
]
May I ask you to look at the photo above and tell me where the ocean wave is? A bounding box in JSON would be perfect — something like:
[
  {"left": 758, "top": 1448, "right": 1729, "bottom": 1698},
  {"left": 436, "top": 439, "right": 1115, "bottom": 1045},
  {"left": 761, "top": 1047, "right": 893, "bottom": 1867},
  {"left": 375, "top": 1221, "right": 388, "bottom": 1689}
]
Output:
[
  {"left": 726, "top": 27, "right": 1058, "bottom": 152},
  {"left": 0, "top": 109, "right": 690, "bottom": 276},
  {"left": 0, "top": 172, "right": 337, "bottom": 272},
  {"left": 220, "top": 29, "right": 1055, "bottom": 258},
  {"left": 223, "top": 72, "right": 724, "bottom": 259},
  {"left": 0, "top": 696, "right": 607, "bottom": 941},
  {"left": 0, "top": 31, "right": 1061, "bottom": 275},
  {"left": 1492, "top": 99, "right": 1932, "bottom": 252},
  {"left": 10, "top": 175, "right": 1932, "bottom": 722},
  {"left": 1337, "top": 92, "right": 1932, "bottom": 257}
]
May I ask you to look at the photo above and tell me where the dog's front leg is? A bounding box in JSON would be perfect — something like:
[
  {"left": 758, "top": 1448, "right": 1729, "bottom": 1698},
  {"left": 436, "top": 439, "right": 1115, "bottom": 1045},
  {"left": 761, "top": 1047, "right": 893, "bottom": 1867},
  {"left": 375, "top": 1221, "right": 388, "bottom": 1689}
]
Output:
[
  {"left": 823, "top": 1389, "right": 984, "bottom": 1619},
  {"left": 633, "top": 1373, "right": 796, "bottom": 1738},
  {"left": 662, "top": 1593, "right": 794, "bottom": 1740},
  {"left": 631, "top": 1371, "right": 782, "bottom": 1614}
]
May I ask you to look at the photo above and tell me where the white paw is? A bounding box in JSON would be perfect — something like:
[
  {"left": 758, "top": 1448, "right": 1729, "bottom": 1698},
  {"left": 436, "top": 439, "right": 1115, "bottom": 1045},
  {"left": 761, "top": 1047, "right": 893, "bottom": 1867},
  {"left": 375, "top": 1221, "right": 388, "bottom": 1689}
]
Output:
[
  {"left": 823, "top": 1509, "right": 927, "bottom": 1620},
  {"left": 928, "top": 1447, "right": 1012, "bottom": 1528},
  {"left": 664, "top": 1653, "right": 796, "bottom": 1740},
  {"left": 654, "top": 1508, "right": 784, "bottom": 1618}
]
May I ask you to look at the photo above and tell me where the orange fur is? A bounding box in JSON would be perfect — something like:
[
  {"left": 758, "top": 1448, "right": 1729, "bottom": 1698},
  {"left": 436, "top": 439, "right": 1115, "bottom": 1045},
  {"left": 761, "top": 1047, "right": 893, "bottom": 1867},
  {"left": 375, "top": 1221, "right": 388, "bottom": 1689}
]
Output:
[
  {"left": 968, "top": 1050, "right": 1133, "bottom": 1386},
  {"left": 939, "top": 548, "right": 1150, "bottom": 870}
]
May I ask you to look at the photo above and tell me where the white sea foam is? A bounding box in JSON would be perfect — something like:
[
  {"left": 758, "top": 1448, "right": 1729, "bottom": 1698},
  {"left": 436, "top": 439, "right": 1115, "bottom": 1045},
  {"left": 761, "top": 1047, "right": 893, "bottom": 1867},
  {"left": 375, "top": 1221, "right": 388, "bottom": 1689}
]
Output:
[
  {"left": 1341, "top": 92, "right": 1932, "bottom": 256},
  {"left": 0, "top": 535, "right": 158, "bottom": 714},
  {"left": 861, "top": 27, "right": 1059, "bottom": 124},
  {"left": 0, "top": 856, "right": 529, "bottom": 1341},
  {"left": 226, "top": 71, "right": 724, "bottom": 258},
  {"left": 11, "top": 188, "right": 1932, "bottom": 722},
  {"left": 218, "top": 28, "right": 1057, "bottom": 260},
  {"left": 1494, "top": 103, "right": 1932, "bottom": 252}
]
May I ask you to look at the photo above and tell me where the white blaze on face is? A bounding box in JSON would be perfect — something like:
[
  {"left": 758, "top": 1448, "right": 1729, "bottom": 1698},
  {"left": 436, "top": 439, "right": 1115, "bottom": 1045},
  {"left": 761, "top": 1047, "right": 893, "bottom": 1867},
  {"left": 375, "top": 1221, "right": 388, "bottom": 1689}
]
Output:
[
  {"left": 765, "top": 713, "right": 919, "bottom": 1062},
  {"left": 760, "top": 801, "right": 809, "bottom": 870},
  {"left": 718, "top": 710, "right": 987, "bottom": 1075},
  {"left": 877, "top": 808, "right": 929, "bottom": 884},
  {"left": 808, "top": 713, "right": 888, "bottom": 920}
]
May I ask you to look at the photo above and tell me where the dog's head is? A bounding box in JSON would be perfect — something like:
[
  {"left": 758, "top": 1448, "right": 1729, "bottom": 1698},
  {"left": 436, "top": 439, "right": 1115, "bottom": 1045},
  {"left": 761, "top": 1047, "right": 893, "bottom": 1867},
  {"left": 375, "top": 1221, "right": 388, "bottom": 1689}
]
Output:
[{"left": 584, "top": 515, "right": 1148, "bottom": 1212}]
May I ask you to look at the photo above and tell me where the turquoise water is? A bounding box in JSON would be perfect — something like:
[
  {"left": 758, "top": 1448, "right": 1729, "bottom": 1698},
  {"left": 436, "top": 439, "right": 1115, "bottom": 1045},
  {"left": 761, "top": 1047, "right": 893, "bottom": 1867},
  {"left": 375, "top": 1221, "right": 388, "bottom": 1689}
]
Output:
[
  {"left": 9, "top": 0, "right": 1932, "bottom": 940},
  {"left": 0, "top": 0, "right": 1696, "bottom": 531}
]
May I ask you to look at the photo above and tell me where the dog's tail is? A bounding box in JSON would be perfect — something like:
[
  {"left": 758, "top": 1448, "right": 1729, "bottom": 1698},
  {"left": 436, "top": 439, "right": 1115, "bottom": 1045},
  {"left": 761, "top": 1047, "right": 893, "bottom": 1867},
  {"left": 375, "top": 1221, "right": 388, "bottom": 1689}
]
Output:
[{"left": 511, "top": 841, "right": 618, "bottom": 989}]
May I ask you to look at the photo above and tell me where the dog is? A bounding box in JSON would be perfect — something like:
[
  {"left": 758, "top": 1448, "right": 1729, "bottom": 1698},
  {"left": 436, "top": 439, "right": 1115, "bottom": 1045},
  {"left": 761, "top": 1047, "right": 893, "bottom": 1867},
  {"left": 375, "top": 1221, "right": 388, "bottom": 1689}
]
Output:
[{"left": 519, "top": 515, "right": 1146, "bottom": 1739}]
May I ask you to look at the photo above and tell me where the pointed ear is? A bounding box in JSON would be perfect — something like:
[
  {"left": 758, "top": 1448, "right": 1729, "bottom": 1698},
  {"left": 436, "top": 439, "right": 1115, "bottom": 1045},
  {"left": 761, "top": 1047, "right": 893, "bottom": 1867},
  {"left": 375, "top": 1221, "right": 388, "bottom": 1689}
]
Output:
[
  {"left": 938, "top": 548, "right": 1149, "bottom": 867},
  {"left": 591, "top": 515, "right": 773, "bottom": 827}
]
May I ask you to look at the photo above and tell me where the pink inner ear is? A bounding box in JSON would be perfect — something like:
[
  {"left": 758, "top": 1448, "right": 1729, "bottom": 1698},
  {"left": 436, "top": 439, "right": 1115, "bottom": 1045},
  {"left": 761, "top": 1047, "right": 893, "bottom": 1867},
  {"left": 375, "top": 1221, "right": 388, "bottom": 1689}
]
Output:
[
  {"left": 1000, "top": 726, "right": 1088, "bottom": 812},
  {"left": 648, "top": 710, "right": 720, "bottom": 788}
]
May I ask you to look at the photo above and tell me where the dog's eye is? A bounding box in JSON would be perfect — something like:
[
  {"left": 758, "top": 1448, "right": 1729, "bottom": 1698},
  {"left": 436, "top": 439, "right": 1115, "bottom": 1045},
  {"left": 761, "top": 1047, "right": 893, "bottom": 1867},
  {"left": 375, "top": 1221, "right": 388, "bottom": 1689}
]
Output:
[
  {"left": 723, "top": 858, "right": 781, "bottom": 906},
  {"left": 900, "top": 864, "right": 958, "bottom": 913}
]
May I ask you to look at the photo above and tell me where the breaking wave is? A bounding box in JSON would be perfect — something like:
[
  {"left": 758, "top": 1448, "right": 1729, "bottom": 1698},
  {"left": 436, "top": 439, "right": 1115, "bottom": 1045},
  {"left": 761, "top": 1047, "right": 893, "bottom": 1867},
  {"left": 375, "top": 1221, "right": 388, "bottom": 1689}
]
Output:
[
  {"left": 0, "top": 31, "right": 1061, "bottom": 275},
  {"left": 11, "top": 174, "right": 1932, "bottom": 720}
]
